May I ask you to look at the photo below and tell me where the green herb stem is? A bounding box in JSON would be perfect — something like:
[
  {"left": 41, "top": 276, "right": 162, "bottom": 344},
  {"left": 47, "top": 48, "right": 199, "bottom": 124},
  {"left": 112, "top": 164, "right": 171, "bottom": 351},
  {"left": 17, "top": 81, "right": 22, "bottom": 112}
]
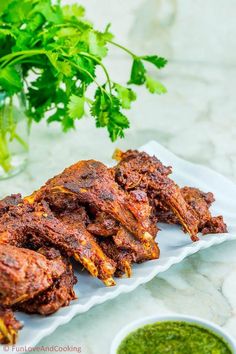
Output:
[
  {"left": 79, "top": 52, "right": 112, "bottom": 93},
  {"left": 0, "top": 98, "right": 28, "bottom": 173},
  {"left": 0, "top": 50, "right": 46, "bottom": 68},
  {"left": 13, "top": 133, "right": 29, "bottom": 150},
  {"left": 0, "top": 133, "right": 12, "bottom": 173},
  {"left": 107, "top": 40, "right": 137, "bottom": 59},
  {"left": 70, "top": 61, "right": 111, "bottom": 100},
  {"left": 0, "top": 106, "right": 12, "bottom": 173}
]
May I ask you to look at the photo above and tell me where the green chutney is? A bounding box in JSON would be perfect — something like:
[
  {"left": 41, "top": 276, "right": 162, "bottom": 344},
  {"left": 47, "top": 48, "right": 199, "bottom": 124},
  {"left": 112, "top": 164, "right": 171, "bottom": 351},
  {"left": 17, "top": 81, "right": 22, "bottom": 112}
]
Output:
[{"left": 117, "top": 321, "right": 233, "bottom": 354}]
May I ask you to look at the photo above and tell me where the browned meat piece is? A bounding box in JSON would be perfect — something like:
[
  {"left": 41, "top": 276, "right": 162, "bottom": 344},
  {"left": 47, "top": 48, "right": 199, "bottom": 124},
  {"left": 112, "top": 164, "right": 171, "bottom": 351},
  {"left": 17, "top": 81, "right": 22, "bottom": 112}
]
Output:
[
  {"left": 201, "top": 216, "right": 227, "bottom": 235},
  {"left": 99, "top": 229, "right": 159, "bottom": 277},
  {"left": 87, "top": 212, "right": 119, "bottom": 237},
  {"left": 156, "top": 187, "right": 227, "bottom": 235},
  {"left": 26, "top": 159, "right": 159, "bottom": 270},
  {"left": 154, "top": 199, "right": 178, "bottom": 225},
  {"left": 57, "top": 206, "right": 90, "bottom": 229},
  {"left": 0, "top": 307, "right": 22, "bottom": 345},
  {"left": 126, "top": 189, "right": 159, "bottom": 237},
  {"left": 17, "top": 247, "right": 77, "bottom": 315},
  {"left": 191, "top": 188, "right": 215, "bottom": 207},
  {"left": 0, "top": 244, "right": 66, "bottom": 306},
  {"left": 114, "top": 150, "right": 200, "bottom": 241},
  {"left": 99, "top": 226, "right": 160, "bottom": 277},
  {"left": 103, "top": 225, "right": 160, "bottom": 276},
  {"left": 86, "top": 189, "right": 158, "bottom": 238},
  {"left": 181, "top": 187, "right": 214, "bottom": 229},
  {"left": 98, "top": 237, "right": 133, "bottom": 277},
  {"left": 0, "top": 202, "right": 116, "bottom": 286},
  {"left": 156, "top": 186, "right": 214, "bottom": 226},
  {"left": 30, "top": 160, "right": 155, "bottom": 245},
  {"left": 55, "top": 201, "right": 159, "bottom": 277},
  {"left": 113, "top": 228, "right": 159, "bottom": 262},
  {"left": 0, "top": 194, "right": 22, "bottom": 217}
]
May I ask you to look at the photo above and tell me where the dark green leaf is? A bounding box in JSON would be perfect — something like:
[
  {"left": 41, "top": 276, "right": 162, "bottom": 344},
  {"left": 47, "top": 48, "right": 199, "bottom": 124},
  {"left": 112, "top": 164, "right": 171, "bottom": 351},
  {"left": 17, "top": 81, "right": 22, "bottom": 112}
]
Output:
[
  {"left": 128, "top": 59, "right": 146, "bottom": 85},
  {"left": 75, "top": 56, "right": 96, "bottom": 84},
  {"left": 47, "top": 108, "right": 65, "bottom": 123},
  {"left": 62, "top": 115, "right": 75, "bottom": 132},
  {"left": 2, "top": 0, "right": 33, "bottom": 24},
  {"left": 111, "top": 112, "right": 129, "bottom": 128},
  {"left": 0, "top": 66, "right": 23, "bottom": 95},
  {"left": 91, "top": 87, "right": 129, "bottom": 141},
  {"left": 142, "top": 55, "right": 168, "bottom": 69}
]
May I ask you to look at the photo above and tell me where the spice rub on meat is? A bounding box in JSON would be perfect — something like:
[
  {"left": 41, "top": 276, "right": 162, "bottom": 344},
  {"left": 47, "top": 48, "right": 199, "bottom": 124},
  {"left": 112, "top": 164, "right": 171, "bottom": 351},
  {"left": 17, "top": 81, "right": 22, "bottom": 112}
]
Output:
[
  {"left": 17, "top": 247, "right": 77, "bottom": 315},
  {"left": 0, "top": 149, "right": 227, "bottom": 345},
  {"left": 156, "top": 186, "right": 227, "bottom": 235},
  {"left": 113, "top": 150, "right": 227, "bottom": 241},
  {"left": 0, "top": 244, "right": 66, "bottom": 306},
  {"left": 0, "top": 201, "right": 116, "bottom": 286},
  {"left": 28, "top": 159, "right": 160, "bottom": 279},
  {"left": 32, "top": 160, "right": 156, "bottom": 243}
]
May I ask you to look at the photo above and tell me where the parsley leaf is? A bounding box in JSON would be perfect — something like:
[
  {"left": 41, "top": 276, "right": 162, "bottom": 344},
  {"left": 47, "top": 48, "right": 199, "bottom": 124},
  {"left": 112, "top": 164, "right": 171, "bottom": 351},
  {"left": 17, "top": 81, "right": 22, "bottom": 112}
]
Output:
[
  {"left": 145, "top": 75, "right": 167, "bottom": 94},
  {"left": 0, "top": 66, "right": 23, "bottom": 95},
  {"left": 128, "top": 59, "right": 146, "bottom": 85},
  {"left": 0, "top": 0, "right": 167, "bottom": 141},
  {"left": 91, "top": 88, "right": 129, "bottom": 141},
  {"left": 142, "top": 55, "right": 168, "bottom": 69},
  {"left": 88, "top": 31, "right": 108, "bottom": 59},
  {"left": 62, "top": 4, "right": 85, "bottom": 20},
  {"left": 114, "top": 84, "right": 136, "bottom": 109},
  {"left": 68, "top": 94, "right": 85, "bottom": 120}
]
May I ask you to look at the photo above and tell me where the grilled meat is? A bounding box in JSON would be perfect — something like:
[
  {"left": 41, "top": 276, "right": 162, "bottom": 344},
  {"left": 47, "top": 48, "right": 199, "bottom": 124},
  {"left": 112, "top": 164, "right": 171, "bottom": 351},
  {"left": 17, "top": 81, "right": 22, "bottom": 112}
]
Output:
[
  {"left": 17, "top": 247, "right": 77, "bottom": 315},
  {"left": 0, "top": 148, "right": 227, "bottom": 346},
  {"left": 0, "top": 244, "right": 66, "bottom": 306},
  {"left": 113, "top": 150, "right": 226, "bottom": 241}
]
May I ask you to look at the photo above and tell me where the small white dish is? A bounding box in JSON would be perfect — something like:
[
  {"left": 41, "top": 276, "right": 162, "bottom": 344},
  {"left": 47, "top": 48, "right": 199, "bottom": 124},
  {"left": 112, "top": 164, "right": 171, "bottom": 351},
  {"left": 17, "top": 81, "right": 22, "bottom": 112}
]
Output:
[{"left": 110, "top": 314, "right": 236, "bottom": 354}]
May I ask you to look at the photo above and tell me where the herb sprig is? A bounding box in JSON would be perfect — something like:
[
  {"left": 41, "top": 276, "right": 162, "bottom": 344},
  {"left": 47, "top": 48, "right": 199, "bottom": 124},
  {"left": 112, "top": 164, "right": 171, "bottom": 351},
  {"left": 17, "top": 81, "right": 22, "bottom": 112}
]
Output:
[{"left": 0, "top": 0, "right": 167, "bottom": 141}]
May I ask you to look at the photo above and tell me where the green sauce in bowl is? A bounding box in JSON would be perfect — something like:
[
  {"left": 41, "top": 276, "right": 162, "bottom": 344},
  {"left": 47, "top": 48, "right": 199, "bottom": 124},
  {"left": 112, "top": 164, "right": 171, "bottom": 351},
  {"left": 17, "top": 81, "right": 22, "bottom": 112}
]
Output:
[{"left": 117, "top": 321, "right": 233, "bottom": 354}]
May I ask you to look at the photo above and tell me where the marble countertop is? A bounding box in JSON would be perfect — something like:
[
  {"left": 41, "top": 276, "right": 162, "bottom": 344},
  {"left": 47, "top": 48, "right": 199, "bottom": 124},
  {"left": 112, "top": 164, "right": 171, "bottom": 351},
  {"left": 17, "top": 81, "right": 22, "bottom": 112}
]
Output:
[{"left": 1, "top": 57, "right": 236, "bottom": 354}]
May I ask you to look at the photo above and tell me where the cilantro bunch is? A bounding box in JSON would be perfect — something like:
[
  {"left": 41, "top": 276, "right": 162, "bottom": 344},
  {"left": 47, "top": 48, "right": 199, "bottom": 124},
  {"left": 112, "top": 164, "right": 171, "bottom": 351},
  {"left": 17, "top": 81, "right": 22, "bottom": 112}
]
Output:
[{"left": 0, "top": 0, "right": 167, "bottom": 141}]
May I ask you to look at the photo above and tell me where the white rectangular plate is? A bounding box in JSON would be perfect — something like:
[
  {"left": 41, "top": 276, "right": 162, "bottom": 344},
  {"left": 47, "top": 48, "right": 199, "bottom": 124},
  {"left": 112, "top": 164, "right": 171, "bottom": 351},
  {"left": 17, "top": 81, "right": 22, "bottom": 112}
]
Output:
[{"left": 2, "top": 140, "right": 236, "bottom": 352}]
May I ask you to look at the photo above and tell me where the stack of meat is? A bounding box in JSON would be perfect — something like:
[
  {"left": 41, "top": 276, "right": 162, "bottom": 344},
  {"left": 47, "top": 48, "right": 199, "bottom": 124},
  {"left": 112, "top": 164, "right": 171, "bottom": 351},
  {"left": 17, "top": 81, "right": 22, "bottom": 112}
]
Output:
[{"left": 0, "top": 150, "right": 227, "bottom": 344}]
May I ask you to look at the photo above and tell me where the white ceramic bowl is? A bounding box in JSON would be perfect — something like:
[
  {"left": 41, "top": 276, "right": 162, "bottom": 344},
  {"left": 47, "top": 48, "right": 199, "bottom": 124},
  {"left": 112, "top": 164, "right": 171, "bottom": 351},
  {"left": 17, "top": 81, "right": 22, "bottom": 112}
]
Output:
[{"left": 110, "top": 314, "right": 236, "bottom": 354}]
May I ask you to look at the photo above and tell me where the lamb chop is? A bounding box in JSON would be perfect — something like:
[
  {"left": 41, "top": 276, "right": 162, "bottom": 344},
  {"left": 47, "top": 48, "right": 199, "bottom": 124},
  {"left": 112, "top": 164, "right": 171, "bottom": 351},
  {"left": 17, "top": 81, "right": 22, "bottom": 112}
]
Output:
[
  {"left": 26, "top": 159, "right": 160, "bottom": 274},
  {"left": 156, "top": 187, "right": 227, "bottom": 234},
  {"left": 0, "top": 307, "right": 22, "bottom": 345},
  {"left": 17, "top": 247, "right": 77, "bottom": 315},
  {"left": 0, "top": 245, "right": 77, "bottom": 343},
  {"left": 181, "top": 187, "right": 227, "bottom": 234},
  {"left": 113, "top": 150, "right": 201, "bottom": 241},
  {"left": 29, "top": 160, "right": 155, "bottom": 245},
  {"left": 114, "top": 150, "right": 227, "bottom": 240},
  {"left": 0, "top": 200, "right": 116, "bottom": 286},
  {"left": 0, "top": 244, "right": 66, "bottom": 306},
  {"left": 109, "top": 227, "right": 160, "bottom": 277},
  {"left": 56, "top": 206, "right": 159, "bottom": 278}
]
